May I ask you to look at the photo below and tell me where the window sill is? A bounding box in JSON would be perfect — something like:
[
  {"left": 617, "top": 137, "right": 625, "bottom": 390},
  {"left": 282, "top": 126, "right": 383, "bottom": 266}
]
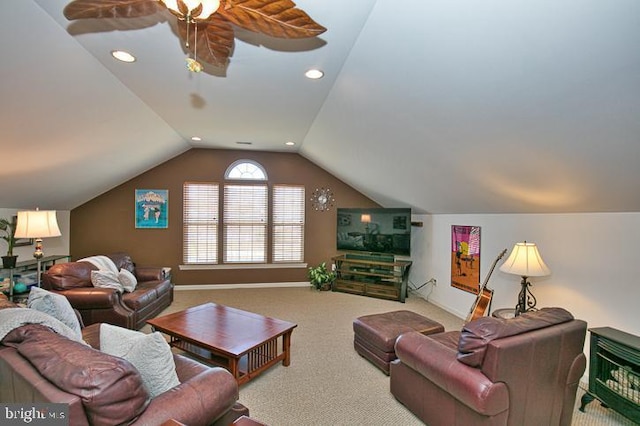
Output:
[{"left": 179, "top": 263, "right": 308, "bottom": 271}]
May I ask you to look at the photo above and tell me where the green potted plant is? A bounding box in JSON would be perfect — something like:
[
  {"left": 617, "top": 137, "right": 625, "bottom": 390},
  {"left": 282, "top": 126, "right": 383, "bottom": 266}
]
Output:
[
  {"left": 0, "top": 217, "right": 18, "bottom": 268},
  {"left": 308, "top": 262, "right": 336, "bottom": 291}
]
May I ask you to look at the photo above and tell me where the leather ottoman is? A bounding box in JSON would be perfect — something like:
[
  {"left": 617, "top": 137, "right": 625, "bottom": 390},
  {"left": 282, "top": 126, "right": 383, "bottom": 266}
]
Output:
[{"left": 353, "top": 310, "right": 444, "bottom": 374}]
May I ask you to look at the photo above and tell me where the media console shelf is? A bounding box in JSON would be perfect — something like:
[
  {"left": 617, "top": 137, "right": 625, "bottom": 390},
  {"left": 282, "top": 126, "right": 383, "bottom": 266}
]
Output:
[
  {"left": 579, "top": 327, "right": 640, "bottom": 424},
  {"left": 331, "top": 253, "right": 412, "bottom": 303}
]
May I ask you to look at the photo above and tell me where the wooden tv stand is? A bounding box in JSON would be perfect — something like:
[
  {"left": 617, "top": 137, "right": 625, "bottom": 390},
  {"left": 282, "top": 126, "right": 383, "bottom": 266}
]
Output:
[{"left": 332, "top": 254, "right": 412, "bottom": 302}]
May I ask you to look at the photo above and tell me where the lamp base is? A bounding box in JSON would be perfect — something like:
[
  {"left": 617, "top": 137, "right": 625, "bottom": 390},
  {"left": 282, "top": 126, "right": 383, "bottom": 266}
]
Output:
[
  {"left": 514, "top": 276, "right": 537, "bottom": 316},
  {"left": 33, "top": 238, "right": 44, "bottom": 287}
]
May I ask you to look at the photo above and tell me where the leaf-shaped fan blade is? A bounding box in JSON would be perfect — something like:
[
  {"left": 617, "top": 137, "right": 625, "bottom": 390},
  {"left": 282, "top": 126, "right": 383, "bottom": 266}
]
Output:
[
  {"left": 220, "top": 0, "right": 326, "bottom": 39},
  {"left": 177, "top": 17, "right": 235, "bottom": 68},
  {"left": 64, "top": 0, "right": 161, "bottom": 20}
]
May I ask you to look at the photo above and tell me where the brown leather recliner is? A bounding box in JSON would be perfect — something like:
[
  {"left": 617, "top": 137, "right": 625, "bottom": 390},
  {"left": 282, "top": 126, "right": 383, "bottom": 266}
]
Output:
[
  {"left": 0, "top": 322, "right": 249, "bottom": 426},
  {"left": 42, "top": 252, "right": 173, "bottom": 329},
  {"left": 390, "top": 308, "right": 587, "bottom": 426}
]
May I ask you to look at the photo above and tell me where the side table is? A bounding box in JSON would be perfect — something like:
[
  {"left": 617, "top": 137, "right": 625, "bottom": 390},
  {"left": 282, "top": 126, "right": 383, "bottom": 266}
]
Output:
[{"left": 492, "top": 308, "right": 516, "bottom": 319}]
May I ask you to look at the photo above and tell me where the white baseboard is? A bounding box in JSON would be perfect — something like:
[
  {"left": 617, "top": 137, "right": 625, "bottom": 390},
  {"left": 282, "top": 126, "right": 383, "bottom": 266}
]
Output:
[{"left": 174, "top": 282, "right": 310, "bottom": 291}]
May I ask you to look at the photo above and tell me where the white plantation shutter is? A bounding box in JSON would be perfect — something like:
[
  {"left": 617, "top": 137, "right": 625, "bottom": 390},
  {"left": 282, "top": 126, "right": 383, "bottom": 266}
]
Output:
[
  {"left": 183, "top": 182, "right": 219, "bottom": 264},
  {"left": 224, "top": 184, "right": 268, "bottom": 263},
  {"left": 272, "top": 185, "right": 305, "bottom": 263}
]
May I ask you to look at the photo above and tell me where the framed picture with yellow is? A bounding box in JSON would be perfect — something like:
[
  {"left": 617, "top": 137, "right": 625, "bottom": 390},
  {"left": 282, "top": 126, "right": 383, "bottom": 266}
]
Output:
[{"left": 450, "top": 225, "right": 481, "bottom": 294}]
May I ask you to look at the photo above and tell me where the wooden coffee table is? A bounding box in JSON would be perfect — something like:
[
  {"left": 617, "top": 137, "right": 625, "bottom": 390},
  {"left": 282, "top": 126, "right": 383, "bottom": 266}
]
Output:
[{"left": 147, "top": 302, "right": 297, "bottom": 385}]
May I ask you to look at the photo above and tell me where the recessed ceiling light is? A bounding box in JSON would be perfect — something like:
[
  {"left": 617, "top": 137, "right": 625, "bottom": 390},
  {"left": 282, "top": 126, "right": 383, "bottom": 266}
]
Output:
[
  {"left": 305, "top": 69, "right": 324, "bottom": 79},
  {"left": 191, "top": 136, "right": 202, "bottom": 141},
  {"left": 285, "top": 141, "right": 296, "bottom": 146},
  {"left": 111, "top": 50, "right": 136, "bottom": 63}
]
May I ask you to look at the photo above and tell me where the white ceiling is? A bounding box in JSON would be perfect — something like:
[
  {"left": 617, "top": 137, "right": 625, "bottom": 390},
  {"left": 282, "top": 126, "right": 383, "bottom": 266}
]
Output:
[{"left": 2, "top": 0, "right": 639, "bottom": 213}]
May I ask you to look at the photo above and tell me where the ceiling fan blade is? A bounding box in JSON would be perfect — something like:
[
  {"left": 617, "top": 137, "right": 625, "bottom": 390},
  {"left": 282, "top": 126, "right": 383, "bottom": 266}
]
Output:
[
  {"left": 220, "top": 0, "right": 326, "bottom": 39},
  {"left": 177, "top": 18, "right": 235, "bottom": 68},
  {"left": 64, "top": 0, "right": 161, "bottom": 20}
]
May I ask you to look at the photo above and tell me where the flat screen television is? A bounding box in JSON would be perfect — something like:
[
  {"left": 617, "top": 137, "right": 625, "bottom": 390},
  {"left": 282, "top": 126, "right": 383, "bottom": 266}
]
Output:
[{"left": 336, "top": 208, "right": 411, "bottom": 256}]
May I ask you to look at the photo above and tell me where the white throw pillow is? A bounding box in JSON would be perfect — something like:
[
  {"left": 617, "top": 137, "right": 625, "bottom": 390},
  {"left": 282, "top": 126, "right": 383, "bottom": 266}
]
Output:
[
  {"left": 118, "top": 269, "right": 138, "bottom": 292},
  {"left": 91, "top": 270, "right": 124, "bottom": 293},
  {"left": 27, "top": 287, "right": 82, "bottom": 339},
  {"left": 100, "top": 323, "right": 180, "bottom": 398}
]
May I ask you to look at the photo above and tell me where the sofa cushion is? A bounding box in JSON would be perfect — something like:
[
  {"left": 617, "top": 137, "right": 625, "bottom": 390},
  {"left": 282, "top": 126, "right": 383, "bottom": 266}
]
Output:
[
  {"left": 44, "top": 262, "right": 97, "bottom": 290},
  {"left": 122, "top": 285, "right": 158, "bottom": 311},
  {"left": 100, "top": 323, "right": 180, "bottom": 398},
  {"left": 457, "top": 307, "right": 574, "bottom": 367},
  {"left": 10, "top": 324, "right": 150, "bottom": 425},
  {"left": 107, "top": 252, "right": 136, "bottom": 275},
  {"left": 27, "top": 287, "right": 82, "bottom": 339}
]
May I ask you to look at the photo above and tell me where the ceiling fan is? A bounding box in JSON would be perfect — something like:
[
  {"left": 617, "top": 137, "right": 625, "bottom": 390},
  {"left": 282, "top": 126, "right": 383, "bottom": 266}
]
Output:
[{"left": 63, "top": 0, "right": 326, "bottom": 72}]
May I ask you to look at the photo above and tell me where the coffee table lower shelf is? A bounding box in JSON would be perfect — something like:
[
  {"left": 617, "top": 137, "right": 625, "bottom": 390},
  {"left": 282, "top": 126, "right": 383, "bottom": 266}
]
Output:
[{"left": 169, "top": 335, "right": 288, "bottom": 385}]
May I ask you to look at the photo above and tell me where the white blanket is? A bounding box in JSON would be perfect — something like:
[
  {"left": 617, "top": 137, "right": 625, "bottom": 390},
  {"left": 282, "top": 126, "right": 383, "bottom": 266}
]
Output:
[
  {"left": 0, "top": 308, "right": 84, "bottom": 343},
  {"left": 78, "top": 255, "right": 119, "bottom": 274}
]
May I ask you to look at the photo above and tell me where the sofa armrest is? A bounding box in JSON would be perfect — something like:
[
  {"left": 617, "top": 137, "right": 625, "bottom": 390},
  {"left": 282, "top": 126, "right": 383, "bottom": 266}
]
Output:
[
  {"left": 0, "top": 346, "right": 87, "bottom": 416},
  {"left": 395, "top": 331, "right": 508, "bottom": 416},
  {"left": 135, "top": 267, "right": 165, "bottom": 282},
  {"left": 173, "top": 353, "right": 211, "bottom": 382},
  {"left": 55, "top": 287, "right": 126, "bottom": 310},
  {"left": 132, "top": 365, "right": 239, "bottom": 426}
]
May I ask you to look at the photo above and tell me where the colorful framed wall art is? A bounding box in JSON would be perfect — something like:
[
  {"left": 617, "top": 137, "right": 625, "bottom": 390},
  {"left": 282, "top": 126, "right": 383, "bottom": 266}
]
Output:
[
  {"left": 135, "top": 189, "right": 168, "bottom": 229},
  {"left": 451, "top": 225, "right": 481, "bottom": 294}
]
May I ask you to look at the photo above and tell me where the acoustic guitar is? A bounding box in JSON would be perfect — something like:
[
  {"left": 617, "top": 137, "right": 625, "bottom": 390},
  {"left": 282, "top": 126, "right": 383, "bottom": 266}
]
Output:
[{"left": 465, "top": 248, "right": 507, "bottom": 323}]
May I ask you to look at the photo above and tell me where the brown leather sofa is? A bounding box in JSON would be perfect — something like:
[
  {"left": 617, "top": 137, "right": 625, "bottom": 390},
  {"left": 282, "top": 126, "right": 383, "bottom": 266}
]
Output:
[
  {"left": 390, "top": 307, "right": 587, "bottom": 426},
  {"left": 42, "top": 252, "right": 173, "bottom": 329},
  {"left": 0, "top": 296, "right": 249, "bottom": 426}
]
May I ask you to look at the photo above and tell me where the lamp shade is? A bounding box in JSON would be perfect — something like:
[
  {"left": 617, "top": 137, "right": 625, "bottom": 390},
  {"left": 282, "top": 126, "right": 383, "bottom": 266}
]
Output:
[
  {"left": 14, "top": 210, "right": 61, "bottom": 239},
  {"left": 361, "top": 214, "right": 372, "bottom": 223},
  {"left": 499, "top": 242, "right": 550, "bottom": 277}
]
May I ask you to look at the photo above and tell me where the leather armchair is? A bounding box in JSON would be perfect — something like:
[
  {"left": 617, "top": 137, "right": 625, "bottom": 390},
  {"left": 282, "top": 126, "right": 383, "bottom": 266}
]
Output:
[
  {"left": 1, "top": 322, "right": 249, "bottom": 426},
  {"left": 390, "top": 308, "right": 587, "bottom": 426}
]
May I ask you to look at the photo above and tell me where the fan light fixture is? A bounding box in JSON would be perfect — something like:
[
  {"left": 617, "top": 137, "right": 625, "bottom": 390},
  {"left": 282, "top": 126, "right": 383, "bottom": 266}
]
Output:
[
  {"left": 160, "top": 0, "right": 220, "bottom": 21},
  {"left": 64, "top": 0, "right": 326, "bottom": 74}
]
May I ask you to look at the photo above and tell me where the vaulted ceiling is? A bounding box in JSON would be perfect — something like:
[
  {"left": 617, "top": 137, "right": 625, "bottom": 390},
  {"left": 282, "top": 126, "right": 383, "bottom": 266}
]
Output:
[{"left": 2, "top": 0, "right": 639, "bottom": 213}]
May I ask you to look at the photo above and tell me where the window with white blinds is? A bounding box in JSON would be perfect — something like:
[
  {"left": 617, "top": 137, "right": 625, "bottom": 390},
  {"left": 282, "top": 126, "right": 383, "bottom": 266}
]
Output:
[
  {"left": 183, "top": 182, "right": 219, "bottom": 264},
  {"left": 272, "top": 185, "right": 305, "bottom": 263},
  {"left": 223, "top": 184, "right": 268, "bottom": 263}
]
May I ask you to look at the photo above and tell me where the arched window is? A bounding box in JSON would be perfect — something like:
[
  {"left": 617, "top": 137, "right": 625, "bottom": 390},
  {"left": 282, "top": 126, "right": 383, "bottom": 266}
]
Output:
[{"left": 225, "top": 160, "right": 267, "bottom": 180}]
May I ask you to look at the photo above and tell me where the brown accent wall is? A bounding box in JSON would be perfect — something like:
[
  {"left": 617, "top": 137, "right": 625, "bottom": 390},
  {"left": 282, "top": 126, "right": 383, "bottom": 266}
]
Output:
[{"left": 70, "top": 149, "right": 378, "bottom": 286}]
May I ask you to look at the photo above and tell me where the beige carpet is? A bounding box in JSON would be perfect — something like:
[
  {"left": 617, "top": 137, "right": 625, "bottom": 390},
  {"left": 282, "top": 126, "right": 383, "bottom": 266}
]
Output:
[{"left": 149, "top": 287, "right": 635, "bottom": 426}]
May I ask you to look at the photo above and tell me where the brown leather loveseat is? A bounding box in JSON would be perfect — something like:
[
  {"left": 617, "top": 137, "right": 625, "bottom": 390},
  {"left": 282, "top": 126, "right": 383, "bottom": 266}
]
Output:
[
  {"left": 390, "top": 307, "right": 587, "bottom": 426},
  {"left": 42, "top": 252, "right": 173, "bottom": 329}
]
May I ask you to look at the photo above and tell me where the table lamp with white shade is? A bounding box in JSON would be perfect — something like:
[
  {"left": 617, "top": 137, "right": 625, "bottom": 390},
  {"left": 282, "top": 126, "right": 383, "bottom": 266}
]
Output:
[
  {"left": 14, "top": 209, "right": 61, "bottom": 287},
  {"left": 499, "top": 241, "right": 550, "bottom": 316}
]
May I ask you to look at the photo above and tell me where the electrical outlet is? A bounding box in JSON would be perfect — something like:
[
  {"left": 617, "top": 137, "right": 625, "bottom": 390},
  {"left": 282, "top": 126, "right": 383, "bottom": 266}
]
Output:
[{"left": 331, "top": 263, "right": 336, "bottom": 271}]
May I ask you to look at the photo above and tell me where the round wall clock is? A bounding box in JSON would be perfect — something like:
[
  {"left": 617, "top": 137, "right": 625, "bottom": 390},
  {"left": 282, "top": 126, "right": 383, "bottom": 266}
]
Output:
[{"left": 311, "top": 187, "right": 335, "bottom": 211}]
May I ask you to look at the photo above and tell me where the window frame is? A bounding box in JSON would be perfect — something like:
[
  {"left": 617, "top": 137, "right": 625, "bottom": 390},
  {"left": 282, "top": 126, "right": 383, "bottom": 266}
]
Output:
[{"left": 182, "top": 160, "right": 306, "bottom": 268}]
